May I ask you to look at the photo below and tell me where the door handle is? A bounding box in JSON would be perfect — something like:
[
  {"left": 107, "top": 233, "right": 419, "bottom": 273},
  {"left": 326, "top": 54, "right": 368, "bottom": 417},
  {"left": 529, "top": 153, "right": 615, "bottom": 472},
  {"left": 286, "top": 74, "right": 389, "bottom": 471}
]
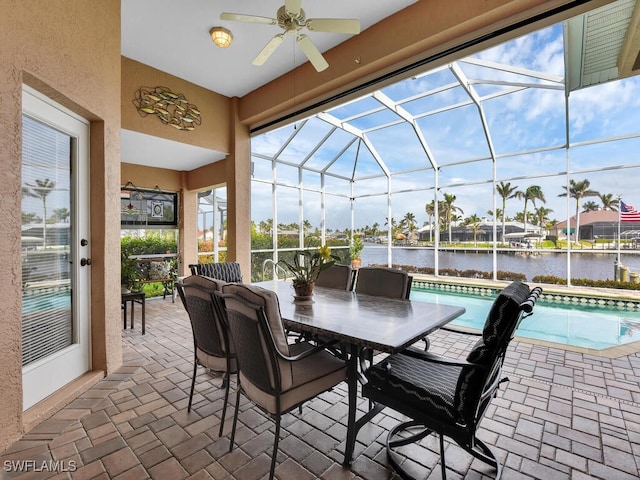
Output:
[{"left": 80, "top": 258, "right": 92, "bottom": 266}]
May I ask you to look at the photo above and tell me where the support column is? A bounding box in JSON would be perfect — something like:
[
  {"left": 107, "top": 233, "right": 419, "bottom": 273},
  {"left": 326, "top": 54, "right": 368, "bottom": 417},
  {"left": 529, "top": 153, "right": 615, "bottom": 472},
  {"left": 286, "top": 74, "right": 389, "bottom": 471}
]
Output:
[
  {"left": 179, "top": 173, "right": 198, "bottom": 276},
  {"left": 227, "top": 97, "right": 252, "bottom": 280}
]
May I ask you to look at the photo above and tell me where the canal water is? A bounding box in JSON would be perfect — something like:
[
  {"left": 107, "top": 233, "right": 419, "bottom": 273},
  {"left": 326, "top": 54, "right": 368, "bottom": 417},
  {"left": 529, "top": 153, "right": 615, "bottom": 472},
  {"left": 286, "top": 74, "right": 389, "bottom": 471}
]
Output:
[{"left": 361, "top": 246, "right": 640, "bottom": 281}]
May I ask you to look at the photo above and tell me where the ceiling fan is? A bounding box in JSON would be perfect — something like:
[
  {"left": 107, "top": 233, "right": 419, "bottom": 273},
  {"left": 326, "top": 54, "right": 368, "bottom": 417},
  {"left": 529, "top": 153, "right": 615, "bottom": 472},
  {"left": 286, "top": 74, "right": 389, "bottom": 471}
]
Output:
[{"left": 220, "top": 0, "right": 361, "bottom": 72}]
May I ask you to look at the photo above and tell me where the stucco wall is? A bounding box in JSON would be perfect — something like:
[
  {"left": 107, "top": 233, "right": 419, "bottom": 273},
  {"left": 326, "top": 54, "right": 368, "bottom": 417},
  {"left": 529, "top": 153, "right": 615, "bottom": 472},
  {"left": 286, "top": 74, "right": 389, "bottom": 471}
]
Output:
[
  {"left": 0, "top": 0, "right": 122, "bottom": 450},
  {"left": 122, "top": 57, "right": 231, "bottom": 153}
]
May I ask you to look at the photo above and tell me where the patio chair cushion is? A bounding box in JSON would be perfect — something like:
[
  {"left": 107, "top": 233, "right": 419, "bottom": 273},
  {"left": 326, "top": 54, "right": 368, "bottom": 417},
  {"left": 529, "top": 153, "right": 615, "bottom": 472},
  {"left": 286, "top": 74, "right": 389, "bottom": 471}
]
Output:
[
  {"left": 221, "top": 283, "right": 294, "bottom": 389},
  {"left": 366, "top": 350, "right": 461, "bottom": 422},
  {"left": 181, "top": 275, "right": 236, "bottom": 371},
  {"left": 456, "top": 281, "right": 532, "bottom": 422},
  {"left": 239, "top": 341, "right": 347, "bottom": 414},
  {"left": 466, "top": 281, "right": 531, "bottom": 365}
]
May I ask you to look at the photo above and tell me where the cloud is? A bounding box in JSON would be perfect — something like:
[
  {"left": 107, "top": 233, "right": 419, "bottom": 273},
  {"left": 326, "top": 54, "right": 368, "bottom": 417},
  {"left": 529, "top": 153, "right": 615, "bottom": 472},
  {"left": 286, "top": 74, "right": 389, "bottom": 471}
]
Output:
[{"left": 248, "top": 18, "right": 640, "bottom": 232}]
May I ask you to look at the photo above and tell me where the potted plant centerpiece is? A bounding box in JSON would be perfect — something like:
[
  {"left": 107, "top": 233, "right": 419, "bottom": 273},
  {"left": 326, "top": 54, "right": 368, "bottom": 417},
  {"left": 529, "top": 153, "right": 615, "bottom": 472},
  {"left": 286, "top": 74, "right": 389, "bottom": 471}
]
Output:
[
  {"left": 280, "top": 245, "right": 339, "bottom": 299},
  {"left": 350, "top": 237, "right": 364, "bottom": 269}
]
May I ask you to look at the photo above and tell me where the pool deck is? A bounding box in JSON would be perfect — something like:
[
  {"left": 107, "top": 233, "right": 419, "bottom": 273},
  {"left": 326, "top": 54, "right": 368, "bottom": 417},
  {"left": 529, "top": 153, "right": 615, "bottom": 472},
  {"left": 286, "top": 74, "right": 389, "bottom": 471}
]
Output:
[{"left": 2, "top": 294, "right": 640, "bottom": 479}]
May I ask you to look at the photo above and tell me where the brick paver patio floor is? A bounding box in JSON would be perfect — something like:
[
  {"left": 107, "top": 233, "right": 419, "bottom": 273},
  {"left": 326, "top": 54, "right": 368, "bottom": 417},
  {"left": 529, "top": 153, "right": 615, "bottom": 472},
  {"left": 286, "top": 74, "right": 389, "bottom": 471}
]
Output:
[{"left": 2, "top": 294, "right": 640, "bottom": 479}]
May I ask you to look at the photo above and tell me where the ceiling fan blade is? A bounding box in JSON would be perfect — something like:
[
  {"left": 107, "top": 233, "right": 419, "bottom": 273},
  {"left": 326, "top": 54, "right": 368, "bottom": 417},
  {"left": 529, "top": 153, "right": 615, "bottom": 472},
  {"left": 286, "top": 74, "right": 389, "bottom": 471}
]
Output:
[
  {"left": 296, "top": 34, "right": 329, "bottom": 72},
  {"left": 220, "top": 12, "right": 276, "bottom": 25},
  {"left": 306, "top": 18, "right": 361, "bottom": 35},
  {"left": 285, "top": 0, "right": 301, "bottom": 17},
  {"left": 253, "top": 34, "right": 286, "bottom": 66}
]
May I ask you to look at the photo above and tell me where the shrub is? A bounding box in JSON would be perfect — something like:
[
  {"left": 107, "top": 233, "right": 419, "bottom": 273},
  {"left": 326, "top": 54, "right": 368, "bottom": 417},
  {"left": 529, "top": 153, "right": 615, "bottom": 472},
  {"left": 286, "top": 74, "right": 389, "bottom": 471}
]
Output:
[
  {"left": 121, "top": 234, "right": 177, "bottom": 257},
  {"left": 532, "top": 275, "right": 640, "bottom": 290},
  {"left": 370, "top": 264, "right": 525, "bottom": 281}
]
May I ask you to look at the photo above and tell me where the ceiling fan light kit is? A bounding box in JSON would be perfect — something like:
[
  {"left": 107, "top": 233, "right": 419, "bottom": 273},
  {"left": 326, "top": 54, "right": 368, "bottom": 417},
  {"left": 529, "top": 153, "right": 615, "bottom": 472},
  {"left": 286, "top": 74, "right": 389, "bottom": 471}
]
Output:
[
  {"left": 210, "top": 26, "right": 233, "bottom": 48},
  {"left": 220, "top": 0, "right": 360, "bottom": 72}
]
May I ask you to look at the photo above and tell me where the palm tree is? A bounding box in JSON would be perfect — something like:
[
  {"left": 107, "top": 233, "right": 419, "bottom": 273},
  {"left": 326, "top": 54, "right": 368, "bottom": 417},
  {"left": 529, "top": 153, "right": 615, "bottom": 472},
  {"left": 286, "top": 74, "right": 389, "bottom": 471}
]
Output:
[
  {"left": 425, "top": 201, "right": 435, "bottom": 242},
  {"left": 534, "top": 206, "right": 554, "bottom": 232},
  {"left": 486, "top": 208, "right": 503, "bottom": 221},
  {"left": 515, "top": 185, "right": 545, "bottom": 234},
  {"left": 442, "top": 193, "right": 463, "bottom": 244},
  {"left": 384, "top": 216, "right": 401, "bottom": 239},
  {"left": 582, "top": 201, "right": 599, "bottom": 212},
  {"left": 52, "top": 207, "right": 70, "bottom": 223},
  {"left": 496, "top": 181, "right": 518, "bottom": 243},
  {"left": 558, "top": 179, "right": 599, "bottom": 242},
  {"left": 22, "top": 178, "right": 56, "bottom": 247},
  {"left": 402, "top": 212, "right": 417, "bottom": 233},
  {"left": 599, "top": 193, "right": 619, "bottom": 211},
  {"left": 464, "top": 214, "right": 482, "bottom": 246}
]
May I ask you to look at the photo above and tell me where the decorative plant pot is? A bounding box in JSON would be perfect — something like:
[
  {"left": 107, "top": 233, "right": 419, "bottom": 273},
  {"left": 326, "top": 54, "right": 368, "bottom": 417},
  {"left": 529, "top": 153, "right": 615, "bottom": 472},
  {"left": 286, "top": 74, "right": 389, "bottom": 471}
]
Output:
[{"left": 293, "top": 281, "right": 314, "bottom": 301}]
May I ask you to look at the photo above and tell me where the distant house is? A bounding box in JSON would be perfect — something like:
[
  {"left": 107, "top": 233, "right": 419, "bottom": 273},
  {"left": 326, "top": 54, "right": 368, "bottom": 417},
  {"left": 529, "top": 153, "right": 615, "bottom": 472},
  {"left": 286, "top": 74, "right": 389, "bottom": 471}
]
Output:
[
  {"left": 417, "top": 221, "right": 541, "bottom": 242},
  {"left": 549, "top": 210, "right": 634, "bottom": 240}
]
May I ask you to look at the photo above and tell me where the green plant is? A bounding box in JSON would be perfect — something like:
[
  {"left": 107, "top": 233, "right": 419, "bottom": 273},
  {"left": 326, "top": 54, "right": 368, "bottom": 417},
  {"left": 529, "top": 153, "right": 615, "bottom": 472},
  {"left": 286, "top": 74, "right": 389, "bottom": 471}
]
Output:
[
  {"left": 279, "top": 245, "right": 339, "bottom": 287},
  {"left": 121, "top": 254, "right": 139, "bottom": 291},
  {"left": 350, "top": 237, "right": 364, "bottom": 260}
]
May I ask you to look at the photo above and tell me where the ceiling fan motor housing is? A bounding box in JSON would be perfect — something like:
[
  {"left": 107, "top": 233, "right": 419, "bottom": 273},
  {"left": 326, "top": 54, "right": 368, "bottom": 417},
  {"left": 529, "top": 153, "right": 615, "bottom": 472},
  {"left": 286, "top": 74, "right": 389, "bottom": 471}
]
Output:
[{"left": 278, "top": 6, "right": 306, "bottom": 30}]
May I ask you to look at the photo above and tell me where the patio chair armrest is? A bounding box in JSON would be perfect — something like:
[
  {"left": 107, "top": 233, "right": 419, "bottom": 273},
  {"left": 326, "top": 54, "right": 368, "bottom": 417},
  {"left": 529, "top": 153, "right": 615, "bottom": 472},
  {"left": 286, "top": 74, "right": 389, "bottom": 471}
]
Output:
[
  {"left": 439, "top": 325, "right": 482, "bottom": 336},
  {"left": 401, "top": 346, "right": 490, "bottom": 370},
  {"left": 275, "top": 339, "right": 340, "bottom": 362}
]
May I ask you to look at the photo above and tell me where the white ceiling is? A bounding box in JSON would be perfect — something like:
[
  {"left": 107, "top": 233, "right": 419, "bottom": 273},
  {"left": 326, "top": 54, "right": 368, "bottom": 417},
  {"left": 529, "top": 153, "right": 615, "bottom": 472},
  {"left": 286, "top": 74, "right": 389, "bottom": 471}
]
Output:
[{"left": 120, "top": 0, "right": 417, "bottom": 171}]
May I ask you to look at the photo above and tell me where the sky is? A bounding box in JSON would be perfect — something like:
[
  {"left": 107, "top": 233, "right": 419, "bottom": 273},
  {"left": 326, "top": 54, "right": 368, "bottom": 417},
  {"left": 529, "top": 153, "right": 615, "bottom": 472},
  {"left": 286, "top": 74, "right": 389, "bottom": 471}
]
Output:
[{"left": 246, "top": 10, "right": 640, "bottom": 233}]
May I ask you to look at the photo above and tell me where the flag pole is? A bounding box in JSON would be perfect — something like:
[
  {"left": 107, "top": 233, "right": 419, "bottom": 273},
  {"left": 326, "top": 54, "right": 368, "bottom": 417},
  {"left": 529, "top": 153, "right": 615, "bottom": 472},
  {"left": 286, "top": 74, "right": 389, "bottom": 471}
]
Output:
[{"left": 617, "top": 194, "right": 622, "bottom": 264}]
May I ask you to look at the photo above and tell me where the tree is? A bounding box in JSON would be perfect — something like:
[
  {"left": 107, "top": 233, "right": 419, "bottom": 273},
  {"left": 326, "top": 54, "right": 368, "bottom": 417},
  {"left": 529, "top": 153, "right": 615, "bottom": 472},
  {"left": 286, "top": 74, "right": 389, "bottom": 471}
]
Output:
[
  {"left": 486, "top": 208, "right": 503, "bottom": 221},
  {"left": 259, "top": 219, "right": 273, "bottom": 236},
  {"left": 582, "top": 201, "right": 599, "bottom": 212},
  {"left": 52, "top": 207, "right": 70, "bottom": 223},
  {"left": 515, "top": 185, "right": 545, "bottom": 233},
  {"left": 496, "top": 181, "right": 519, "bottom": 243},
  {"left": 385, "top": 216, "right": 402, "bottom": 238},
  {"left": 464, "top": 214, "right": 482, "bottom": 246},
  {"left": 442, "top": 193, "right": 463, "bottom": 244},
  {"left": 402, "top": 212, "right": 417, "bottom": 233},
  {"left": 22, "top": 178, "right": 56, "bottom": 247},
  {"left": 425, "top": 201, "right": 435, "bottom": 242},
  {"left": 599, "top": 193, "right": 619, "bottom": 211},
  {"left": 558, "top": 179, "right": 599, "bottom": 241},
  {"left": 534, "top": 206, "right": 554, "bottom": 232},
  {"left": 463, "top": 213, "right": 481, "bottom": 225}
]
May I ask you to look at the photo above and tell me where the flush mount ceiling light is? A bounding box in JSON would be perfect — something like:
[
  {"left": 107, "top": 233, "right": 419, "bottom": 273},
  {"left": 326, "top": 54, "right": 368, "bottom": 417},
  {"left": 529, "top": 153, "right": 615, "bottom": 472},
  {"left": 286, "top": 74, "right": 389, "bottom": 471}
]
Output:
[{"left": 210, "top": 26, "right": 233, "bottom": 48}]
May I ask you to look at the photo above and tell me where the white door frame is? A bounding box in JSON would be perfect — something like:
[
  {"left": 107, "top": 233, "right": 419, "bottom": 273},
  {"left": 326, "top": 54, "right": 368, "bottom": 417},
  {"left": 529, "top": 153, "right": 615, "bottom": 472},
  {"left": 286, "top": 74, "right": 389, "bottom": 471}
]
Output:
[{"left": 21, "top": 86, "right": 91, "bottom": 411}]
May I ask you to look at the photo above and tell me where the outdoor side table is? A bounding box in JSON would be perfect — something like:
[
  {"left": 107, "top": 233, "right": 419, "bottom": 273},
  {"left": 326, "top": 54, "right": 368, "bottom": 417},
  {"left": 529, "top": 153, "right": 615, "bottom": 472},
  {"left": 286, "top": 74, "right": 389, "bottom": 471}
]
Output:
[{"left": 122, "top": 291, "right": 146, "bottom": 334}]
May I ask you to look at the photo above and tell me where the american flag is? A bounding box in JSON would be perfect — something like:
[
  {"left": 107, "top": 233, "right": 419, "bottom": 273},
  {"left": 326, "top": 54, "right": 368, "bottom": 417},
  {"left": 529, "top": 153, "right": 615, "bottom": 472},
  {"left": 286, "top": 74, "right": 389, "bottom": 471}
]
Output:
[{"left": 621, "top": 201, "right": 640, "bottom": 222}]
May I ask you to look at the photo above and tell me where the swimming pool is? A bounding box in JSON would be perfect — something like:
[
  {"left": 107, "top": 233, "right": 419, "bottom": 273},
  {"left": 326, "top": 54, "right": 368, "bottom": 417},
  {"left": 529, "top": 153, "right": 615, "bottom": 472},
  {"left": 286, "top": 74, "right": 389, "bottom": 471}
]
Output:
[{"left": 412, "top": 287, "right": 640, "bottom": 350}]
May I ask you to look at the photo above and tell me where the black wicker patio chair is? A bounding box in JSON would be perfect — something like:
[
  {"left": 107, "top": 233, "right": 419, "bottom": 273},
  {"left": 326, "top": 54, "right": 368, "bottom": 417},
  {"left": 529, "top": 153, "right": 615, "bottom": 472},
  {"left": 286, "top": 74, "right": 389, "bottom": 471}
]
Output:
[
  {"left": 188, "top": 261, "right": 243, "bottom": 283},
  {"left": 362, "top": 281, "right": 542, "bottom": 479}
]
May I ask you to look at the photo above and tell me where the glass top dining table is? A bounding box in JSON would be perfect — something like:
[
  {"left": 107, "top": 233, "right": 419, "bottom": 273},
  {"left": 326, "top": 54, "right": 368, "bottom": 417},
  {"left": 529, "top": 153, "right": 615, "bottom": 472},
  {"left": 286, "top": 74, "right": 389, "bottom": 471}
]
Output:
[{"left": 253, "top": 280, "right": 466, "bottom": 465}]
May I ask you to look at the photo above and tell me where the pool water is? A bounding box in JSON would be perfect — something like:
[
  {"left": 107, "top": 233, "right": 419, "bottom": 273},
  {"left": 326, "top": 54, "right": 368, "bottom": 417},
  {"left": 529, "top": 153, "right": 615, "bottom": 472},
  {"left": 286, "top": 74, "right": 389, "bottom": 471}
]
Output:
[{"left": 412, "top": 288, "right": 640, "bottom": 350}]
